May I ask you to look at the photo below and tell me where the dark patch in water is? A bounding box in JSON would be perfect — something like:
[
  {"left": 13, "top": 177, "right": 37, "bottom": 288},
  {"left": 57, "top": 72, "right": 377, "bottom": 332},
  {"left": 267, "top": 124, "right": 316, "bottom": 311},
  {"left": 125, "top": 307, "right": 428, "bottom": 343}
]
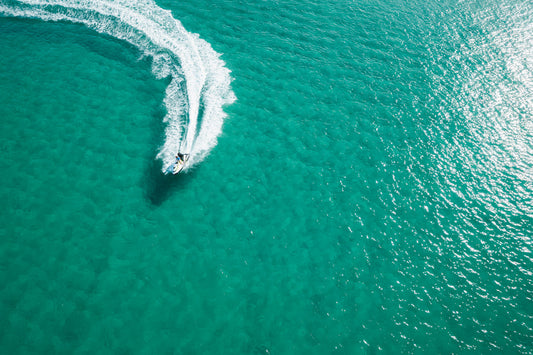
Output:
[
  {"left": 143, "top": 158, "right": 196, "bottom": 206},
  {"left": 142, "top": 98, "right": 196, "bottom": 206}
]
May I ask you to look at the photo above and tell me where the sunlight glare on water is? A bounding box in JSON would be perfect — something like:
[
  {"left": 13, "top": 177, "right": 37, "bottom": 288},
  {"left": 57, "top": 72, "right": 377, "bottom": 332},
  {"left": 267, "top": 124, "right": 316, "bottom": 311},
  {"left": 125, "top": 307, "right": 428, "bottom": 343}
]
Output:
[{"left": 0, "top": 0, "right": 532, "bottom": 353}]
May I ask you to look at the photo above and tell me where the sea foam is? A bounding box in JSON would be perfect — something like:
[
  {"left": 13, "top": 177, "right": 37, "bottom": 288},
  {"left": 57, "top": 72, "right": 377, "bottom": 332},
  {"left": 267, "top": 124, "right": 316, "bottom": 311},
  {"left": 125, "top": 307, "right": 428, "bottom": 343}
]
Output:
[{"left": 0, "top": 0, "right": 236, "bottom": 172}]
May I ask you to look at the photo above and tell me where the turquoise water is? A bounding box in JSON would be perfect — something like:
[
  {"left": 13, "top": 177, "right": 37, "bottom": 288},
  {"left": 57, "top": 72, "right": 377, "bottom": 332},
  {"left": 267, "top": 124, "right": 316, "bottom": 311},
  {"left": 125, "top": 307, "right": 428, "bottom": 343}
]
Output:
[{"left": 1, "top": 0, "right": 532, "bottom": 353}]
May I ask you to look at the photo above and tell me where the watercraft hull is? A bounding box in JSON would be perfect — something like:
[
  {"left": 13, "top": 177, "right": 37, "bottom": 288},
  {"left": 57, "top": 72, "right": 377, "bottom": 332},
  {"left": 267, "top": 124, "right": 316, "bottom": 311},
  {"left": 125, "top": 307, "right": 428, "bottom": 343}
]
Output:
[{"left": 168, "top": 154, "right": 190, "bottom": 174}]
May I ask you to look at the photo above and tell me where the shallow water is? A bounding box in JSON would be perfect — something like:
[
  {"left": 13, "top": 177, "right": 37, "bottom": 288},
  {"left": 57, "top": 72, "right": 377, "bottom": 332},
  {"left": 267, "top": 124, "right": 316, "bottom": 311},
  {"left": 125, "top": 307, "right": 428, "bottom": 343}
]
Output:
[{"left": 1, "top": 0, "right": 532, "bottom": 353}]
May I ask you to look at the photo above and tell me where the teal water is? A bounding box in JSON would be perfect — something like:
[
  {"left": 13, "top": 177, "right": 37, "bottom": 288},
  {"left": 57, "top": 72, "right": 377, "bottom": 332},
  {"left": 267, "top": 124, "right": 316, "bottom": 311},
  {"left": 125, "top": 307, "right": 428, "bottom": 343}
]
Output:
[{"left": 1, "top": 0, "right": 532, "bottom": 353}]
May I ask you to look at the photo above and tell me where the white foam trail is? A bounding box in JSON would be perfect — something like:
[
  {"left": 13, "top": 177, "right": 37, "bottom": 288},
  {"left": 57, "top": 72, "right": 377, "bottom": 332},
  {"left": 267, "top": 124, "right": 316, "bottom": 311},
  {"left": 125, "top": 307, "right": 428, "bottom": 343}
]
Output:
[{"left": 0, "top": 0, "right": 236, "bottom": 172}]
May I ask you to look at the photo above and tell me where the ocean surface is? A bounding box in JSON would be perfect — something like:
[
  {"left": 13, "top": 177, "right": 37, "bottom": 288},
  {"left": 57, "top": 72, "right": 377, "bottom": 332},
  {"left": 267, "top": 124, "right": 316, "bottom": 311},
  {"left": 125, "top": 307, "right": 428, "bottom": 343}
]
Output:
[{"left": 0, "top": 0, "right": 532, "bottom": 353}]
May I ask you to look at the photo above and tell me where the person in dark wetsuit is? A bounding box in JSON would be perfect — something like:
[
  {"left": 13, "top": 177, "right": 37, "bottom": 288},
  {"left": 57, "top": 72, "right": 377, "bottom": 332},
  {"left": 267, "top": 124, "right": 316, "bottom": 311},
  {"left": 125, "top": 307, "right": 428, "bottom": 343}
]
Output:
[{"left": 176, "top": 153, "right": 185, "bottom": 164}]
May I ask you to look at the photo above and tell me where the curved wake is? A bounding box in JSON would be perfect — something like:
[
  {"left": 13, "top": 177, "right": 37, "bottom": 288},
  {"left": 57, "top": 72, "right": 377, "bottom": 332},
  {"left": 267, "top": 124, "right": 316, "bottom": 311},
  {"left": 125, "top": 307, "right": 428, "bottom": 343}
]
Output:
[{"left": 0, "top": 0, "right": 236, "bottom": 172}]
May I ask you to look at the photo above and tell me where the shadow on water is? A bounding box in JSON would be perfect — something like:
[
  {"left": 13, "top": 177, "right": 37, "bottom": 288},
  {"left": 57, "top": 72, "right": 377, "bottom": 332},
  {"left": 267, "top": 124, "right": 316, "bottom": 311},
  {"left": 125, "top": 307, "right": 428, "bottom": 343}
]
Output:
[
  {"left": 144, "top": 158, "right": 197, "bottom": 206},
  {"left": 6, "top": 16, "right": 195, "bottom": 206},
  {"left": 142, "top": 80, "right": 197, "bottom": 206}
]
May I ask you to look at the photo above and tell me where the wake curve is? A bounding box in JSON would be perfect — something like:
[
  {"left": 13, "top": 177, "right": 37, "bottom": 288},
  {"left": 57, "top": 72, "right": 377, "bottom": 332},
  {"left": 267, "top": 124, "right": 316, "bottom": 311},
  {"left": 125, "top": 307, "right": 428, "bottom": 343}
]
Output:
[{"left": 0, "top": 0, "right": 236, "bottom": 172}]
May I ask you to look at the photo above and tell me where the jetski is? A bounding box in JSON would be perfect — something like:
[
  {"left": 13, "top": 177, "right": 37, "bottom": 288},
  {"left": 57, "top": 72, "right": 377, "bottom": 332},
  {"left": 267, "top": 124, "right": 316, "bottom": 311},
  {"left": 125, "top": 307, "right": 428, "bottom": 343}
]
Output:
[{"left": 167, "top": 153, "right": 190, "bottom": 174}]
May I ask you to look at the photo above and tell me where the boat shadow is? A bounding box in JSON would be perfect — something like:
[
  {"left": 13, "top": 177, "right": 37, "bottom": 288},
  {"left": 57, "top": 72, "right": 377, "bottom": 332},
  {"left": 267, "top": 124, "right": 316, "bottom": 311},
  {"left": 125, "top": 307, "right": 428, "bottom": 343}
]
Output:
[
  {"left": 144, "top": 158, "right": 196, "bottom": 206},
  {"left": 142, "top": 77, "right": 196, "bottom": 206}
]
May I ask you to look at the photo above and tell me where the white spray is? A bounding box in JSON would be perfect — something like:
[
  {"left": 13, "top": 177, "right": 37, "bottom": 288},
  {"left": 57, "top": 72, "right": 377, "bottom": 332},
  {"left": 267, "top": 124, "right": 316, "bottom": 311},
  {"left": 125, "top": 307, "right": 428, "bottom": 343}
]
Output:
[{"left": 0, "top": 0, "right": 236, "bottom": 172}]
